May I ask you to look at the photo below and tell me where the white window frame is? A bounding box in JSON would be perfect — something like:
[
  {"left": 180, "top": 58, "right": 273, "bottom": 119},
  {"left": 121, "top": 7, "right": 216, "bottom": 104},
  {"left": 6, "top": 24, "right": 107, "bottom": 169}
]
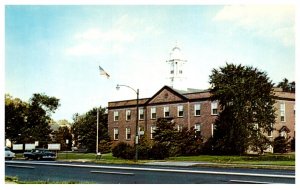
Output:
[
  {"left": 267, "top": 130, "right": 273, "bottom": 137},
  {"left": 177, "top": 125, "right": 183, "bottom": 132},
  {"left": 177, "top": 105, "right": 184, "bottom": 117},
  {"left": 195, "top": 124, "right": 201, "bottom": 132},
  {"left": 139, "top": 108, "right": 144, "bottom": 120},
  {"left": 126, "top": 128, "right": 131, "bottom": 140},
  {"left": 126, "top": 110, "right": 131, "bottom": 121},
  {"left": 114, "top": 111, "right": 119, "bottom": 121},
  {"left": 164, "top": 106, "right": 170, "bottom": 118},
  {"left": 211, "top": 124, "right": 216, "bottom": 137},
  {"left": 280, "top": 102, "right": 286, "bottom": 122},
  {"left": 151, "top": 107, "right": 157, "bottom": 119},
  {"left": 113, "top": 128, "right": 119, "bottom": 140},
  {"left": 211, "top": 101, "right": 218, "bottom": 115},
  {"left": 151, "top": 126, "right": 156, "bottom": 139},
  {"left": 194, "top": 104, "right": 201, "bottom": 116}
]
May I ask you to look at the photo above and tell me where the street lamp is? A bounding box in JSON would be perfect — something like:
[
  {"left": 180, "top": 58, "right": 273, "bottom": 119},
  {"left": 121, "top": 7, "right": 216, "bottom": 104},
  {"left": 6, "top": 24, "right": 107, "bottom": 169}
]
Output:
[{"left": 116, "top": 84, "right": 139, "bottom": 161}]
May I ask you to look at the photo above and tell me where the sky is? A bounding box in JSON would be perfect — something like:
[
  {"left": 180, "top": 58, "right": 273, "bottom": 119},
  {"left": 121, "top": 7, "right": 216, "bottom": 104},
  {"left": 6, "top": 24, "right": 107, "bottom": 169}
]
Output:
[{"left": 4, "top": 3, "right": 296, "bottom": 122}]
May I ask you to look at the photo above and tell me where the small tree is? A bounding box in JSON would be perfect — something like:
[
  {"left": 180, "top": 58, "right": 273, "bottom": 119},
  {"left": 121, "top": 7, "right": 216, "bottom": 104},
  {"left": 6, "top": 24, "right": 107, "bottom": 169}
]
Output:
[
  {"left": 71, "top": 107, "right": 110, "bottom": 152},
  {"left": 273, "top": 136, "right": 290, "bottom": 153},
  {"left": 153, "top": 118, "right": 181, "bottom": 157}
]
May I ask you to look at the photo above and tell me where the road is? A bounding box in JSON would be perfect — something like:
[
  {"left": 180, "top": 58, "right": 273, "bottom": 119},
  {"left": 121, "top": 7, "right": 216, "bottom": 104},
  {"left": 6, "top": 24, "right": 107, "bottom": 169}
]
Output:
[{"left": 5, "top": 160, "right": 295, "bottom": 184}]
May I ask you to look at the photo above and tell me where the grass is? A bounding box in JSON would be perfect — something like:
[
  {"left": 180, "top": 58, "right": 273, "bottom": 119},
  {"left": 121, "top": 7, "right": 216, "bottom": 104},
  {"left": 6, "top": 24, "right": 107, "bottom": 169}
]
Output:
[
  {"left": 14, "top": 152, "right": 295, "bottom": 168},
  {"left": 168, "top": 153, "right": 295, "bottom": 166},
  {"left": 5, "top": 176, "right": 86, "bottom": 184}
]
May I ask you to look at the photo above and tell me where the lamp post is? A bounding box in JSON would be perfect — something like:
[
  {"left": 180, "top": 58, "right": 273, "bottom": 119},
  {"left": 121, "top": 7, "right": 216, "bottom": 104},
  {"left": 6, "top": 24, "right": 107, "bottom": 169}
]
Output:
[{"left": 116, "top": 84, "right": 139, "bottom": 161}]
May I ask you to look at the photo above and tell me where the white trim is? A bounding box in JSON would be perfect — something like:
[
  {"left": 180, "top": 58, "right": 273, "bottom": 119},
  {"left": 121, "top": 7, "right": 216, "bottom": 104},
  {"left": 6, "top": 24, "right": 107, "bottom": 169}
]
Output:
[
  {"left": 113, "top": 111, "right": 119, "bottom": 121},
  {"left": 177, "top": 105, "right": 184, "bottom": 117},
  {"left": 150, "top": 107, "right": 156, "bottom": 119},
  {"left": 280, "top": 102, "right": 286, "bottom": 122},
  {"left": 113, "top": 128, "right": 119, "bottom": 140},
  {"left": 126, "top": 110, "right": 131, "bottom": 121},
  {"left": 211, "top": 101, "right": 218, "bottom": 115},
  {"left": 139, "top": 108, "right": 144, "bottom": 120},
  {"left": 125, "top": 128, "right": 131, "bottom": 140},
  {"left": 194, "top": 104, "right": 201, "bottom": 116},
  {"left": 164, "top": 106, "right": 170, "bottom": 117}
]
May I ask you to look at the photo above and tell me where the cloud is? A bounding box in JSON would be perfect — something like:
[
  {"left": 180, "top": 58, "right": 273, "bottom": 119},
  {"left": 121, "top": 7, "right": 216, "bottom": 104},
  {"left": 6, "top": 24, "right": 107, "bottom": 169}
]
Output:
[
  {"left": 65, "top": 14, "right": 162, "bottom": 56},
  {"left": 214, "top": 5, "right": 295, "bottom": 46}
]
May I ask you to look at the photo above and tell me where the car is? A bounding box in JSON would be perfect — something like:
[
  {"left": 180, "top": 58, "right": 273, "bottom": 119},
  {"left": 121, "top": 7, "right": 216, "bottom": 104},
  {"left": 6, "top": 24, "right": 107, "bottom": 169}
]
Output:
[
  {"left": 23, "top": 148, "right": 56, "bottom": 160},
  {"left": 5, "top": 147, "right": 15, "bottom": 160}
]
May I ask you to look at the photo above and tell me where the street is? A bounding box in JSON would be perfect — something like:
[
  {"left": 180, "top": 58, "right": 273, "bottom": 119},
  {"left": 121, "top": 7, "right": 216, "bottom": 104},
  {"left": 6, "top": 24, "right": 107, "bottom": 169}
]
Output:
[{"left": 5, "top": 160, "right": 295, "bottom": 184}]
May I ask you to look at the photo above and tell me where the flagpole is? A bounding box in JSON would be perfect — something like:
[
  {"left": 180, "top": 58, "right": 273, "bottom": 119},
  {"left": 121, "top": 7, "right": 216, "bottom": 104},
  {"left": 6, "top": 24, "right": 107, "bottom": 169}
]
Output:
[{"left": 96, "top": 107, "right": 99, "bottom": 154}]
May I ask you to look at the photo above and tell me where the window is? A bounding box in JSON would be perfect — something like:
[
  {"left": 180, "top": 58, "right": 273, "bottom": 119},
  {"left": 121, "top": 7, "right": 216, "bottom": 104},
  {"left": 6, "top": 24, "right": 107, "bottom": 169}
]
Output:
[
  {"left": 211, "top": 101, "right": 218, "bottom": 115},
  {"left": 280, "top": 103, "right": 285, "bottom": 122},
  {"left": 211, "top": 124, "right": 217, "bottom": 137},
  {"left": 139, "top": 126, "right": 145, "bottom": 137},
  {"left": 179, "top": 70, "right": 183, "bottom": 74},
  {"left": 164, "top": 106, "right": 170, "bottom": 117},
  {"left": 151, "top": 107, "right": 157, "bottom": 119},
  {"left": 151, "top": 126, "right": 156, "bottom": 139},
  {"left": 139, "top": 108, "right": 144, "bottom": 120},
  {"left": 126, "top": 110, "right": 131, "bottom": 121},
  {"left": 177, "top": 125, "right": 183, "bottom": 132},
  {"left": 114, "top": 111, "right": 119, "bottom": 121},
  {"left": 113, "top": 128, "right": 119, "bottom": 140},
  {"left": 126, "top": 128, "right": 131, "bottom": 140},
  {"left": 194, "top": 104, "right": 201, "bottom": 116},
  {"left": 170, "top": 70, "right": 174, "bottom": 74},
  {"left": 195, "top": 124, "right": 201, "bottom": 136},
  {"left": 177, "top": 105, "right": 184, "bottom": 117},
  {"left": 267, "top": 124, "right": 273, "bottom": 137},
  {"left": 280, "top": 131, "right": 287, "bottom": 139},
  {"left": 267, "top": 130, "right": 273, "bottom": 137},
  {"left": 195, "top": 124, "right": 201, "bottom": 132}
]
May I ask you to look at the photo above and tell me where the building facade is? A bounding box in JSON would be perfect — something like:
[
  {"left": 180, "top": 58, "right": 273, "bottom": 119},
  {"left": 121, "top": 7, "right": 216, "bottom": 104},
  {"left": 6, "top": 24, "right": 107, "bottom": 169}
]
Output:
[{"left": 108, "top": 86, "right": 295, "bottom": 148}]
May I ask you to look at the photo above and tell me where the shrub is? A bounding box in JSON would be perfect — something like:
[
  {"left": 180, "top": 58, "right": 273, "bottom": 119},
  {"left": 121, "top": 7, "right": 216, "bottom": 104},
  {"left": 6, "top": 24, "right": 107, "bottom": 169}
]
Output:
[
  {"left": 291, "top": 137, "right": 295, "bottom": 152},
  {"left": 273, "top": 136, "right": 290, "bottom": 154},
  {"left": 149, "top": 143, "right": 169, "bottom": 160},
  {"left": 112, "top": 142, "right": 135, "bottom": 159}
]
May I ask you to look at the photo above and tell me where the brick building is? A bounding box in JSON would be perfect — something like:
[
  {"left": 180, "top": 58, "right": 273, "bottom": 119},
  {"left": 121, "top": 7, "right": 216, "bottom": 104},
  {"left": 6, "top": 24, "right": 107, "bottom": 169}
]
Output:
[{"left": 108, "top": 86, "right": 295, "bottom": 149}]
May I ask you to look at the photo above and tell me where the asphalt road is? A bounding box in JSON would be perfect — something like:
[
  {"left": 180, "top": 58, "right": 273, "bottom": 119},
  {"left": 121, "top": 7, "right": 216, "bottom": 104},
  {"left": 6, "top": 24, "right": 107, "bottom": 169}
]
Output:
[{"left": 5, "top": 160, "right": 295, "bottom": 184}]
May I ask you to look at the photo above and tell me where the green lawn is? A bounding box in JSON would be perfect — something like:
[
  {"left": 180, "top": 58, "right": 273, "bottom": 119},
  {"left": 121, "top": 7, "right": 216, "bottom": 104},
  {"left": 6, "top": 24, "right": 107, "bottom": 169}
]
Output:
[
  {"left": 15, "top": 152, "right": 295, "bottom": 167},
  {"left": 168, "top": 153, "right": 295, "bottom": 166}
]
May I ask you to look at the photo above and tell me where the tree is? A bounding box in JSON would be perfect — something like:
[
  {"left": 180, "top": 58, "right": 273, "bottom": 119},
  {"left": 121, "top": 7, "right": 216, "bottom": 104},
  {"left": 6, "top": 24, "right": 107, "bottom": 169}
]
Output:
[
  {"left": 52, "top": 126, "right": 72, "bottom": 151},
  {"left": 273, "top": 136, "right": 290, "bottom": 153},
  {"left": 5, "top": 94, "right": 29, "bottom": 143},
  {"left": 153, "top": 118, "right": 181, "bottom": 156},
  {"left": 5, "top": 93, "right": 60, "bottom": 146},
  {"left": 209, "top": 63, "right": 276, "bottom": 155},
  {"left": 277, "top": 78, "right": 295, "bottom": 93},
  {"left": 153, "top": 118, "right": 204, "bottom": 157},
  {"left": 26, "top": 93, "right": 60, "bottom": 146},
  {"left": 71, "top": 107, "right": 110, "bottom": 153}
]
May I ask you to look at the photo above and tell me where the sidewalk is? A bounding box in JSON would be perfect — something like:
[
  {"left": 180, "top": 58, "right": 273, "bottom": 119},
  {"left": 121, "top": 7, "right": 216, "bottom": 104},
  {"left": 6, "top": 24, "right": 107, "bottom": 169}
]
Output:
[{"left": 144, "top": 161, "right": 295, "bottom": 170}]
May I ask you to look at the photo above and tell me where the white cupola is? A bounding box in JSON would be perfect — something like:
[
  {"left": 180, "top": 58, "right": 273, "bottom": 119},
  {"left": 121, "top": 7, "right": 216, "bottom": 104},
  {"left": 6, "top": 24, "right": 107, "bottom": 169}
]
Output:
[{"left": 166, "top": 43, "right": 187, "bottom": 90}]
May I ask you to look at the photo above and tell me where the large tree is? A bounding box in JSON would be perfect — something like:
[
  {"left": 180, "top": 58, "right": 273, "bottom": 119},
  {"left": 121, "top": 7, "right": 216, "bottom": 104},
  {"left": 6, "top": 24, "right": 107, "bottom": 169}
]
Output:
[
  {"left": 5, "top": 94, "right": 29, "bottom": 143},
  {"left": 209, "top": 63, "right": 276, "bottom": 155},
  {"left": 5, "top": 93, "right": 60, "bottom": 146},
  {"left": 71, "top": 107, "right": 110, "bottom": 153}
]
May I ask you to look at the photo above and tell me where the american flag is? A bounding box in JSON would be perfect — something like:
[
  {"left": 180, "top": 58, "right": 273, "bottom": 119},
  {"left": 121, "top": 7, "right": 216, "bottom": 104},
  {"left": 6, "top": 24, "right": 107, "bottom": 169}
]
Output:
[{"left": 99, "top": 66, "right": 110, "bottom": 79}]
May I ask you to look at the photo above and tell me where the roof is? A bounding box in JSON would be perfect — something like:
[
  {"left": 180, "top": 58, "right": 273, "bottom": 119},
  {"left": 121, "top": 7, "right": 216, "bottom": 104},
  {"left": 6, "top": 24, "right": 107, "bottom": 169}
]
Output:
[{"left": 108, "top": 86, "right": 295, "bottom": 109}]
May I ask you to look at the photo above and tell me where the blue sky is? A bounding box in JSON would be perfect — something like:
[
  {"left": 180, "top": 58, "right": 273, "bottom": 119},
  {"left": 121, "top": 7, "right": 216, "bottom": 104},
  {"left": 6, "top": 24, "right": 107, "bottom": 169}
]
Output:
[{"left": 5, "top": 4, "right": 295, "bottom": 121}]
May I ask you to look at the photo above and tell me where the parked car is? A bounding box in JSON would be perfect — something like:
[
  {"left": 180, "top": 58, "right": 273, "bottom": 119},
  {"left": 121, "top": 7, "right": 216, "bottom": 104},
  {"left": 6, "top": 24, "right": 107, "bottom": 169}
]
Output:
[
  {"left": 23, "top": 148, "right": 56, "bottom": 160},
  {"left": 5, "top": 147, "right": 15, "bottom": 160}
]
